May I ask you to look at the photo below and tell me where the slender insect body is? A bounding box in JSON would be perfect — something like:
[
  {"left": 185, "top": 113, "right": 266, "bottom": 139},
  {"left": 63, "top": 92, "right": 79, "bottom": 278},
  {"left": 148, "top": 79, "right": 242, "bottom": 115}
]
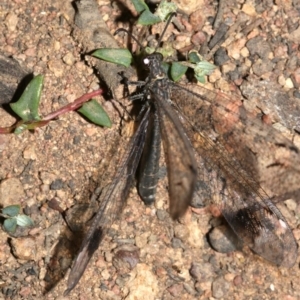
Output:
[
  {"left": 138, "top": 105, "right": 161, "bottom": 205},
  {"left": 137, "top": 52, "right": 198, "bottom": 217}
]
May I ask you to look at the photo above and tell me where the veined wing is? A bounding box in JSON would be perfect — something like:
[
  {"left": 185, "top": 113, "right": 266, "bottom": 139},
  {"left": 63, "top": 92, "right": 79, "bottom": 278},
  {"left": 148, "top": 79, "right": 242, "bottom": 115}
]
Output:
[
  {"left": 169, "top": 81, "right": 298, "bottom": 267},
  {"left": 150, "top": 79, "right": 197, "bottom": 220},
  {"left": 171, "top": 82, "right": 300, "bottom": 200},
  {"left": 64, "top": 108, "right": 150, "bottom": 295}
]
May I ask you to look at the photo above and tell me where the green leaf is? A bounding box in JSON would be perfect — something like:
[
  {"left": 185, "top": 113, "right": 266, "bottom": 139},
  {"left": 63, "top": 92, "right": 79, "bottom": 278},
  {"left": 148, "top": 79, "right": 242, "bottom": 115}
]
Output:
[
  {"left": 4, "top": 218, "right": 17, "bottom": 233},
  {"left": 194, "top": 74, "right": 206, "bottom": 84},
  {"left": 170, "top": 62, "right": 188, "bottom": 82},
  {"left": 155, "top": 0, "right": 177, "bottom": 21},
  {"left": 157, "top": 43, "right": 175, "bottom": 59},
  {"left": 92, "top": 49, "right": 132, "bottom": 67},
  {"left": 78, "top": 99, "right": 112, "bottom": 128},
  {"left": 14, "top": 123, "right": 29, "bottom": 135},
  {"left": 187, "top": 51, "right": 216, "bottom": 83},
  {"left": 15, "top": 215, "right": 34, "bottom": 227},
  {"left": 10, "top": 75, "right": 43, "bottom": 121},
  {"left": 2, "top": 205, "right": 21, "bottom": 217},
  {"left": 131, "top": 0, "right": 149, "bottom": 13},
  {"left": 138, "top": 9, "right": 161, "bottom": 25},
  {"left": 161, "top": 62, "right": 171, "bottom": 75},
  {"left": 145, "top": 47, "right": 155, "bottom": 55},
  {"left": 188, "top": 51, "right": 201, "bottom": 63},
  {"left": 194, "top": 61, "right": 216, "bottom": 77}
]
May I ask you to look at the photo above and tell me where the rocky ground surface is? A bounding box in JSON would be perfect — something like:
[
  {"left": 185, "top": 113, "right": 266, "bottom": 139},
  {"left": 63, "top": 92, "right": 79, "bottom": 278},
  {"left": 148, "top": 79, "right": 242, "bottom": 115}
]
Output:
[{"left": 0, "top": 0, "right": 300, "bottom": 299}]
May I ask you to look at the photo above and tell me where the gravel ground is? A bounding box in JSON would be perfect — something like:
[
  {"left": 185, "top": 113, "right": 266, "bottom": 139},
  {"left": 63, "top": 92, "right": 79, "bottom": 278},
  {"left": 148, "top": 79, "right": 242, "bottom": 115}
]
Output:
[{"left": 0, "top": 0, "right": 300, "bottom": 299}]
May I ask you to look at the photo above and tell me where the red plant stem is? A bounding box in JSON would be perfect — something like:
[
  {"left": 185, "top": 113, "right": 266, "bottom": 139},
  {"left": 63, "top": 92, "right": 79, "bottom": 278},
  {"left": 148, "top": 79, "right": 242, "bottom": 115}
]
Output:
[
  {"left": 0, "top": 89, "right": 104, "bottom": 134},
  {"left": 43, "top": 89, "right": 103, "bottom": 121},
  {"left": 0, "top": 127, "right": 14, "bottom": 134}
]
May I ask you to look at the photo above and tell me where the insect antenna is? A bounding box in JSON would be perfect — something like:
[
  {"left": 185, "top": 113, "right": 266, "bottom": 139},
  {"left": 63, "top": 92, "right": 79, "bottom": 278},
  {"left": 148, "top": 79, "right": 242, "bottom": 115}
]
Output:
[
  {"left": 154, "top": 12, "right": 176, "bottom": 51},
  {"left": 114, "top": 28, "right": 145, "bottom": 50},
  {"left": 114, "top": 12, "right": 177, "bottom": 54}
]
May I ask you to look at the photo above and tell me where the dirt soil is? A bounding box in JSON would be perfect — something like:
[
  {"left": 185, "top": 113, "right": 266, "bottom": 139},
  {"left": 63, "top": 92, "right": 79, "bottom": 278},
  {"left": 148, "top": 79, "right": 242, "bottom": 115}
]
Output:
[{"left": 0, "top": 0, "right": 300, "bottom": 299}]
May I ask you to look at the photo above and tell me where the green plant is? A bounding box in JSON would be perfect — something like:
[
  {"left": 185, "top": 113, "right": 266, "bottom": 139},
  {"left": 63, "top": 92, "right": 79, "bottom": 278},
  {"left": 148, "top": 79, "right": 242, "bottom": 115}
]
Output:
[
  {"left": 131, "top": 0, "right": 176, "bottom": 25},
  {"left": 92, "top": 0, "right": 216, "bottom": 83},
  {"left": 0, "top": 205, "right": 34, "bottom": 233},
  {"left": 0, "top": 75, "right": 111, "bottom": 135}
]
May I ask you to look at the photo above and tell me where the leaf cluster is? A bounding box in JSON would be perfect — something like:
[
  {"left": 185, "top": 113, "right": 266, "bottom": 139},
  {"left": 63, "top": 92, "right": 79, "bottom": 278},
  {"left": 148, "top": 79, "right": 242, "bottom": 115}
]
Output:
[
  {"left": 0, "top": 205, "right": 34, "bottom": 233},
  {"left": 0, "top": 75, "right": 111, "bottom": 135}
]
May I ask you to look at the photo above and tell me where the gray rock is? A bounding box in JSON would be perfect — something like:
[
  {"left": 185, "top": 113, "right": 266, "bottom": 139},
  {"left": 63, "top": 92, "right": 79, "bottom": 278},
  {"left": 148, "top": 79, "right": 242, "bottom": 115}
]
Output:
[
  {"left": 212, "top": 276, "right": 230, "bottom": 298},
  {"left": 246, "top": 36, "right": 271, "bottom": 59},
  {"left": 189, "top": 262, "right": 214, "bottom": 281},
  {"left": 208, "top": 224, "right": 242, "bottom": 253}
]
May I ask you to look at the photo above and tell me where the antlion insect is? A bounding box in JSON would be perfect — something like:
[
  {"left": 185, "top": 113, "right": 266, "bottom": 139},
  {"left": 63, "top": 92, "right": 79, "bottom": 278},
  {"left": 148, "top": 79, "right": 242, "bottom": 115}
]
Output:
[{"left": 64, "top": 12, "right": 299, "bottom": 295}]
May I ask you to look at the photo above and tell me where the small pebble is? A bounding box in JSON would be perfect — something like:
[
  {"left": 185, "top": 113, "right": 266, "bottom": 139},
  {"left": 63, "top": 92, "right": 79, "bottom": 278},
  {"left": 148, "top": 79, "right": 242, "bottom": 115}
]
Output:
[
  {"left": 63, "top": 52, "right": 76, "bottom": 66},
  {"left": 208, "top": 224, "right": 242, "bottom": 253},
  {"left": 0, "top": 178, "right": 25, "bottom": 207},
  {"left": 212, "top": 276, "right": 231, "bottom": 298},
  {"left": 11, "top": 237, "right": 37, "bottom": 260}
]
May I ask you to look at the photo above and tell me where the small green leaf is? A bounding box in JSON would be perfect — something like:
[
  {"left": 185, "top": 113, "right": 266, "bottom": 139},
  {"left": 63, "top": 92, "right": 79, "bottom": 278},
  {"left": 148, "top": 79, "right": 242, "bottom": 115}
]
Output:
[
  {"left": 131, "top": 0, "right": 149, "bottom": 13},
  {"left": 187, "top": 51, "right": 216, "bottom": 83},
  {"left": 194, "top": 74, "right": 206, "bottom": 84},
  {"left": 145, "top": 45, "right": 174, "bottom": 60},
  {"left": 170, "top": 62, "right": 188, "bottom": 82},
  {"left": 14, "top": 123, "right": 29, "bottom": 135},
  {"left": 4, "top": 218, "right": 17, "bottom": 233},
  {"left": 10, "top": 75, "right": 43, "bottom": 121},
  {"left": 156, "top": 43, "right": 175, "bottom": 59},
  {"left": 15, "top": 215, "right": 34, "bottom": 227},
  {"left": 138, "top": 9, "right": 161, "bottom": 25},
  {"left": 2, "top": 205, "right": 21, "bottom": 217},
  {"left": 161, "top": 62, "right": 171, "bottom": 75},
  {"left": 78, "top": 99, "right": 112, "bottom": 128},
  {"left": 155, "top": 0, "right": 177, "bottom": 21},
  {"left": 188, "top": 51, "right": 201, "bottom": 63},
  {"left": 194, "top": 61, "right": 216, "bottom": 83},
  {"left": 92, "top": 49, "right": 132, "bottom": 67},
  {"left": 145, "top": 47, "right": 155, "bottom": 55}
]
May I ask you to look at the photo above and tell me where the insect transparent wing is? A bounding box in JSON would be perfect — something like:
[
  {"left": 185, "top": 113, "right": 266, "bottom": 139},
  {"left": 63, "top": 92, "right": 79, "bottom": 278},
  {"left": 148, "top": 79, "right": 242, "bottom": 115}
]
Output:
[
  {"left": 65, "top": 108, "right": 150, "bottom": 295},
  {"left": 170, "top": 82, "right": 298, "bottom": 267},
  {"left": 171, "top": 82, "right": 300, "bottom": 200},
  {"left": 150, "top": 82, "right": 197, "bottom": 220}
]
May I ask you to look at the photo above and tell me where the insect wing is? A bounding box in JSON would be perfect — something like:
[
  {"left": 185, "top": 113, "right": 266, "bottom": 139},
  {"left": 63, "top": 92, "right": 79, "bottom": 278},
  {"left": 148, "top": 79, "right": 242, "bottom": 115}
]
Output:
[
  {"left": 150, "top": 80, "right": 197, "bottom": 220},
  {"left": 171, "top": 82, "right": 300, "bottom": 200},
  {"left": 169, "top": 81, "right": 298, "bottom": 267},
  {"left": 65, "top": 108, "right": 150, "bottom": 294}
]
